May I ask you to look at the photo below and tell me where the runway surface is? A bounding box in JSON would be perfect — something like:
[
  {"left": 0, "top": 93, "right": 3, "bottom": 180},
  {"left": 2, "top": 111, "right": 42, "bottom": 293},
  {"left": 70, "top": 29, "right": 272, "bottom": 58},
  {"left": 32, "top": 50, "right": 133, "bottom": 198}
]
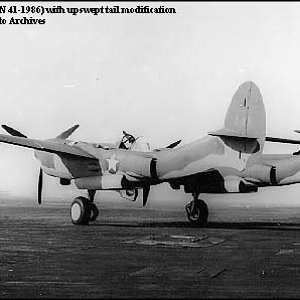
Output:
[{"left": 0, "top": 194, "right": 300, "bottom": 298}]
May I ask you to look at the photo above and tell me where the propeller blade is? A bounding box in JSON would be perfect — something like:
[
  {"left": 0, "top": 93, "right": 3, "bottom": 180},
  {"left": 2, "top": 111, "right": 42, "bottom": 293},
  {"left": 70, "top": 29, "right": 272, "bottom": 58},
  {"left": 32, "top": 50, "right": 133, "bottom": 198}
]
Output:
[
  {"left": 1, "top": 125, "right": 27, "bottom": 138},
  {"left": 56, "top": 124, "right": 80, "bottom": 139},
  {"left": 38, "top": 168, "right": 43, "bottom": 205},
  {"left": 143, "top": 184, "right": 150, "bottom": 207},
  {"left": 166, "top": 139, "right": 181, "bottom": 149}
]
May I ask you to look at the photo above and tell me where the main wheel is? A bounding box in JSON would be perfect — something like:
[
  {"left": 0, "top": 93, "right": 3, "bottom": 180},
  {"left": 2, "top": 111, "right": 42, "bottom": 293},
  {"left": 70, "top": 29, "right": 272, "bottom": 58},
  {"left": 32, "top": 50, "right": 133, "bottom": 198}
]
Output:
[
  {"left": 89, "top": 203, "right": 99, "bottom": 222},
  {"left": 185, "top": 199, "right": 208, "bottom": 227},
  {"left": 70, "top": 196, "right": 91, "bottom": 225}
]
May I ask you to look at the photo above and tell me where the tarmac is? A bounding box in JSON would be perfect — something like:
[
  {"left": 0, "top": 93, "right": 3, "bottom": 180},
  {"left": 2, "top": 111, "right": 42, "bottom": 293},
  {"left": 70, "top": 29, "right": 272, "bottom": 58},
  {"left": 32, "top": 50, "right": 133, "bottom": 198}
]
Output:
[{"left": 0, "top": 193, "right": 300, "bottom": 298}]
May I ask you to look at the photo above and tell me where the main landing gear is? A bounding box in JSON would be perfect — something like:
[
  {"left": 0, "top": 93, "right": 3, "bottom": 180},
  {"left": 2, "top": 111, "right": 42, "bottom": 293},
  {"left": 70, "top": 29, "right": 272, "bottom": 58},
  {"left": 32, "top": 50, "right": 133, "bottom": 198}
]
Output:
[
  {"left": 70, "top": 190, "right": 99, "bottom": 225},
  {"left": 185, "top": 192, "right": 208, "bottom": 227}
]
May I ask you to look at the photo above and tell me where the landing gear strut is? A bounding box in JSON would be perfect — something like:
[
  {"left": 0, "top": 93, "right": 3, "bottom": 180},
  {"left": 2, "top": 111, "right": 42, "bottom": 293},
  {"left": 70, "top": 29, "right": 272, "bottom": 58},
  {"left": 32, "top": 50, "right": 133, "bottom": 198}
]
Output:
[
  {"left": 185, "top": 192, "right": 208, "bottom": 227},
  {"left": 70, "top": 189, "right": 99, "bottom": 225},
  {"left": 88, "top": 190, "right": 99, "bottom": 222}
]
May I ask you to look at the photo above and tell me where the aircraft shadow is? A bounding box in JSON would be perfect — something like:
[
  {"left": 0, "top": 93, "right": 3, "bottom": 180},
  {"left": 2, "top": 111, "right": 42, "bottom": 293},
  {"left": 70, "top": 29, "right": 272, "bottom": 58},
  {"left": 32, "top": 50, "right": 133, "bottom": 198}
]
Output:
[{"left": 93, "top": 221, "right": 300, "bottom": 231}]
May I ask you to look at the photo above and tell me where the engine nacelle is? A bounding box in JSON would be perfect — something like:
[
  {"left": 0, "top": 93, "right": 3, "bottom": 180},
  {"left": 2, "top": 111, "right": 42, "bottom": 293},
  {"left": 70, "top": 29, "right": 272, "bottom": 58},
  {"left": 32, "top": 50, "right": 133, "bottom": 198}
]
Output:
[
  {"left": 182, "top": 171, "right": 258, "bottom": 194},
  {"left": 224, "top": 175, "right": 258, "bottom": 193},
  {"left": 242, "top": 164, "right": 277, "bottom": 185}
]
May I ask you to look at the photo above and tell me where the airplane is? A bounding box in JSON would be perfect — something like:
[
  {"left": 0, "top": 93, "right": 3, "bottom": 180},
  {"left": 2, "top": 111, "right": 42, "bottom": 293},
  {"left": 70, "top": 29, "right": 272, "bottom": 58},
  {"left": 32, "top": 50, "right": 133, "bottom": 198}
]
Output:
[{"left": 1, "top": 80, "right": 300, "bottom": 227}]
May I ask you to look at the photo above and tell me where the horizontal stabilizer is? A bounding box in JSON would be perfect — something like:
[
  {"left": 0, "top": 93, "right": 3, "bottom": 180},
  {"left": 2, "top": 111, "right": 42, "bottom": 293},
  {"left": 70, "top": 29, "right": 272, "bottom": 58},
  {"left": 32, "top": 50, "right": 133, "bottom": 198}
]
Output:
[
  {"left": 208, "top": 128, "right": 259, "bottom": 140},
  {"left": 208, "top": 128, "right": 260, "bottom": 154}
]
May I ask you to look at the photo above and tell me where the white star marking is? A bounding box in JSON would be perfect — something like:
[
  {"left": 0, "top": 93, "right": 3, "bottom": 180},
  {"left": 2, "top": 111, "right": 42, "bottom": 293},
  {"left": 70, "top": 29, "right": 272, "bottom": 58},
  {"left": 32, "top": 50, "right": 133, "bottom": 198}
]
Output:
[{"left": 106, "top": 154, "right": 119, "bottom": 174}]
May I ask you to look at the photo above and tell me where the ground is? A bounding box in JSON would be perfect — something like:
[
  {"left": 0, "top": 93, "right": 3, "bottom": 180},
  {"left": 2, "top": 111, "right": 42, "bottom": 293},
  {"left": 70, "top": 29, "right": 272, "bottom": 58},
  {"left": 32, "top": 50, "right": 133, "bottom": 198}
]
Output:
[{"left": 0, "top": 193, "right": 300, "bottom": 298}]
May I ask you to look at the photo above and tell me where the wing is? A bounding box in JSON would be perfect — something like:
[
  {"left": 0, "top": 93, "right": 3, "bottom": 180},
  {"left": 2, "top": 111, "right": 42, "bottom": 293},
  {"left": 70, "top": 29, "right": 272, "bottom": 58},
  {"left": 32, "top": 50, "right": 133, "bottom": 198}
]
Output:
[
  {"left": 0, "top": 133, "right": 96, "bottom": 159},
  {"left": 265, "top": 136, "right": 300, "bottom": 145}
]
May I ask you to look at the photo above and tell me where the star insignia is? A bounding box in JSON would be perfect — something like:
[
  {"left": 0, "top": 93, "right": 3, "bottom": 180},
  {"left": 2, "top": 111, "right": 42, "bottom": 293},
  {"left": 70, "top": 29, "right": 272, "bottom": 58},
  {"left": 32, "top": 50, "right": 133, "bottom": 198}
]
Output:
[{"left": 106, "top": 154, "right": 119, "bottom": 174}]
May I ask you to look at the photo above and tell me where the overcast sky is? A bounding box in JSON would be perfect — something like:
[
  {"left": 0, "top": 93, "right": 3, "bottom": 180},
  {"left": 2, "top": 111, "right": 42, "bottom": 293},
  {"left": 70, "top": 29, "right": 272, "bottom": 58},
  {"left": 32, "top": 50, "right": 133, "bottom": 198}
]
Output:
[{"left": 0, "top": 2, "right": 300, "bottom": 204}]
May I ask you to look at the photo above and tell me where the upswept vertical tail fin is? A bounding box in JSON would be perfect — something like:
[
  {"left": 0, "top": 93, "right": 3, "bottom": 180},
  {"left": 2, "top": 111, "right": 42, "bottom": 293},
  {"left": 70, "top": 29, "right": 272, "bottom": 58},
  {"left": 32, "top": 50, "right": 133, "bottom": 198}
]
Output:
[{"left": 209, "top": 81, "right": 266, "bottom": 155}]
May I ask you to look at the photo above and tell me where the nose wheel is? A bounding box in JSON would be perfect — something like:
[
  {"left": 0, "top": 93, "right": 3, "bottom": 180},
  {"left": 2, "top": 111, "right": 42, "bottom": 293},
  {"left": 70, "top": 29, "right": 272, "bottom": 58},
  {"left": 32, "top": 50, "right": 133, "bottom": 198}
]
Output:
[{"left": 185, "top": 193, "right": 208, "bottom": 227}]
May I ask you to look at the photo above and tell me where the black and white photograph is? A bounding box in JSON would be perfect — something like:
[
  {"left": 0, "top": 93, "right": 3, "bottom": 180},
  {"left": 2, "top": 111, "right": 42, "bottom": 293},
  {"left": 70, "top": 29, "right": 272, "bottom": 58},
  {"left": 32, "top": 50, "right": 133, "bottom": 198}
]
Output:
[{"left": 0, "top": 1, "right": 300, "bottom": 298}]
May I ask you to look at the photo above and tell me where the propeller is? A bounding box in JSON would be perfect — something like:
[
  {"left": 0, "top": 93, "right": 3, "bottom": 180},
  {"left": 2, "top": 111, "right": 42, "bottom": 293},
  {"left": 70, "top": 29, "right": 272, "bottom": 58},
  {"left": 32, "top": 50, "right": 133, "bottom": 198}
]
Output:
[
  {"left": 143, "top": 184, "right": 150, "bottom": 207},
  {"left": 1, "top": 125, "right": 27, "bottom": 138},
  {"left": 2, "top": 124, "right": 44, "bottom": 205},
  {"left": 38, "top": 168, "right": 43, "bottom": 205},
  {"left": 56, "top": 124, "right": 79, "bottom": 139},
  {"left": 166, "top": 139, "right": 181, "bottom": 149}
]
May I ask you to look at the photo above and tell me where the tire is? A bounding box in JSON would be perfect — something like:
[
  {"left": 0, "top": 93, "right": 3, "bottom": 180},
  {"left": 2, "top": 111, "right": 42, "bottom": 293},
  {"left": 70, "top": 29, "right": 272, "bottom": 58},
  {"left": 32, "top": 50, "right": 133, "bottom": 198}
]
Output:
[
  {"left": 70, "top": 196, "right": 91, "bottom": 225},
  {"left": 89, "top": 203, "right": 99, "bottom": 222},
  {"left": 185, "top": 199, "right": 208, "bottom": 227}
]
